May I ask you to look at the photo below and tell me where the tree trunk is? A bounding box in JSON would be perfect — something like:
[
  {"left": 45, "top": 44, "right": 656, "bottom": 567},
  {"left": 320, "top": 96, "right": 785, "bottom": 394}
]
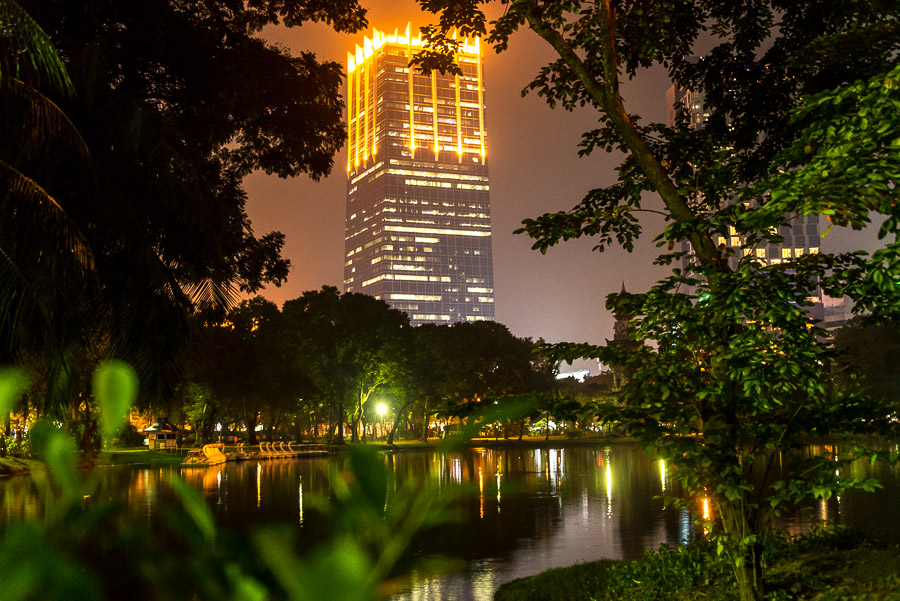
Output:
[
  {"left": 334, "top": 400, "right": 345, "bottom": 444},
  {"left": 420, "top": 400, "right": 430, "bottom": 442},
  {"left": 387, "top": 402, "right": 411, "bottom": 446},
  {"left": 326, "top": 405, "right": 336, "bottom": 442},
  {"left": 309, "top": 410, "right": 318, "bottom": 442},
  {"left": 243, "top": 408, "right": 257, "bottom": 445},
  {"left": 719, "top": 501, "right": 764, "bottom": 601},
  {"left": 351, "top": 386, "right": 363, "bottom": 443},
  {"left": 79, "top": 400, "right": 100, "bottom": 456}
]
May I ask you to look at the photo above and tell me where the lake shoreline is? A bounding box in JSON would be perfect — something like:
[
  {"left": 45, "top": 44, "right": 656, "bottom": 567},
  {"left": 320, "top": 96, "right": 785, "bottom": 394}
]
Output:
[
  {"left": 3, "top": 437, "right": 631, "bottom": 477},
  {"left": 493, "top": 531, "right": 900, "bottom": 601},
  {"left": 6, "top": 433, "right": 895, "bottom": 475}
]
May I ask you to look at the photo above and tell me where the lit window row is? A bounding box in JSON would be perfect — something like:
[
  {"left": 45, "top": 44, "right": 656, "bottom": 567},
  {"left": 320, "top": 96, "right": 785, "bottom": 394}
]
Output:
[
  {"left": 405, "top": 178, "right": 452, "bottom": 188},
  {"left": 391, "top": 294, "right": 442, "bottom": 301},
  {"left": 385, "top": 225, "right": 491, "bottom": 238},
  {"left": 385, "top": 168, "right": 489, "bottom": 182},
  {"left": 361, "top": 273, "right": 452, "bottom": 287},
  {"left": 349, "top": 161, "right": 384, "bottom": 183}
]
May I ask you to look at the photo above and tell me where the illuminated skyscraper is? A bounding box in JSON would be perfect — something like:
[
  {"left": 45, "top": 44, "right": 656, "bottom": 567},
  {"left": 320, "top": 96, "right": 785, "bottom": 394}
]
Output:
[{"left": 343, "top": 26, "right": 495, "bottom": 326}]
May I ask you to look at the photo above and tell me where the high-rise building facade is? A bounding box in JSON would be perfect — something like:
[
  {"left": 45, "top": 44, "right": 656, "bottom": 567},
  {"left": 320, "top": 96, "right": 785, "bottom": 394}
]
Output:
[
  {"left": 667, "top": 82, "right": 823, "bottom": 271},
  {"left": 343, "top": 26, "right": 495, "bottom": 326},
  {"left": 667, "top": 80, "right": 839, "bottom": 322}
]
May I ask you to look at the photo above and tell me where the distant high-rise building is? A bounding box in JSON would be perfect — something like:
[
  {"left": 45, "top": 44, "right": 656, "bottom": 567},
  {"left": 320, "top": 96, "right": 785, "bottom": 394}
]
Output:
[
  {"left": 343, "top": 26, "right": 495, "bottom": 326},
  {"left": 667, "top": 82, "right": 823, "bottom": 286}
]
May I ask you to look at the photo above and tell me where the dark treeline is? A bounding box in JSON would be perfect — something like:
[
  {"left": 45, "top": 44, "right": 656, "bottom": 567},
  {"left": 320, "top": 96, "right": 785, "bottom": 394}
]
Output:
[{"left": 178, "top": 286, "right": 575, "bottom": 447}]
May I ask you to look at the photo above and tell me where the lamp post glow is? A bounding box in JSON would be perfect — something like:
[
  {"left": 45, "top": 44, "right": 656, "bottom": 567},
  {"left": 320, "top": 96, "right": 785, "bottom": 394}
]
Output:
[{"left": 377, "top": 403, "right": 387, "bottom": 441}]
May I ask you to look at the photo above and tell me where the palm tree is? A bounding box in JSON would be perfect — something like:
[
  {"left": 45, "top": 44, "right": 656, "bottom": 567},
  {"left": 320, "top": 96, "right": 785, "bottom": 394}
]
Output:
[{"left": 0, "top": 0, "right": 96, "bottom": 414}]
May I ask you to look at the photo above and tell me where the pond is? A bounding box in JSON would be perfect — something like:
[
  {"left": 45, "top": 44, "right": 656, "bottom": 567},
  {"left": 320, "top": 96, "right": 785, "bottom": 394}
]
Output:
[{"left": 2, "top": 443, "right": 898, "bottom": 601}]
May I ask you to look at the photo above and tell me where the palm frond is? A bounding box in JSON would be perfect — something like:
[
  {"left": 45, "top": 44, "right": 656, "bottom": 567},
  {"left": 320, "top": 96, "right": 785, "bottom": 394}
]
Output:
[
  {"left": 0, "top": 77, "right": 89, "bottom": 163},
  {"left": 182, "top": 277, "right": 241, "bottom": 315},
  {"left": 0, "top": 160, "right": 95, "bottom": 273},
  {"left": 0, "top": 245, "right": 51, "bottom": 358},
  {"left": 0, "top": 0, "right": 73, "bottom": 94}
]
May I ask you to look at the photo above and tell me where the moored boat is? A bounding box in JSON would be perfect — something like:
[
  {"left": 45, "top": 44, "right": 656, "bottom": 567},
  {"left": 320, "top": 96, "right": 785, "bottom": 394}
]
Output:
[{"left": 183, "top": 443, "right": 227, "bottom": 466}]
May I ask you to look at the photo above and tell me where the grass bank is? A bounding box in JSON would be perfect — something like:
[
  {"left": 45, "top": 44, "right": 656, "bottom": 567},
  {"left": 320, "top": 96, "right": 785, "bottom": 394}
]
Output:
[
  {"left": 494, "top": 529, "right": 900, "bottom": 601},
  {"left": 0, "top": 456, "right": 43, "bottom": 477},
  {"left": 94, "top": 448, "right": 186, "bottom": 468}
]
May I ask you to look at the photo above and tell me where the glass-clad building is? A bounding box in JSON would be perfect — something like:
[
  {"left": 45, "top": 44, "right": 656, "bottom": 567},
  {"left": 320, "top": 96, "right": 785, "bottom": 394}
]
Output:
[
  {"left": 667, "top": 80, "right": 829, "bottom": 320},
  {"left": 667, "top": 82, "right": 823, "bottom": 268},
  {"left": 343, "top": 26, "right": 495, "bottom": 326}
]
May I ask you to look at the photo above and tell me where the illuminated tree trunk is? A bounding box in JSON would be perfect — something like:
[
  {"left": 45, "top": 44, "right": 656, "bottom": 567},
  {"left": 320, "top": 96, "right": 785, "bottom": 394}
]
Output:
[
  {"left": 420, "top": 400, "right": 430, "bottom": 442},
  {"left": 333, "top": 399, "right": 345, "bottom": 444},
  {"left": 718, "top": 499, "right": 764, "bottom": 601}
]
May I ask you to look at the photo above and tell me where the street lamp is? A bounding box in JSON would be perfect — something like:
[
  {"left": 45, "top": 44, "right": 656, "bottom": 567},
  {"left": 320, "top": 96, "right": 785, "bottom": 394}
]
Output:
[{"left": 376, "top": 403, "right": 388, "bottom": 441}]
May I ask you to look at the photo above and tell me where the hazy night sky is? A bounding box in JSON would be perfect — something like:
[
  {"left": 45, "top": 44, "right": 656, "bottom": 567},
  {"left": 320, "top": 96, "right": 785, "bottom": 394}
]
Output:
[{"left": 243, "top": 1, "right": 882, "bottom": 373}]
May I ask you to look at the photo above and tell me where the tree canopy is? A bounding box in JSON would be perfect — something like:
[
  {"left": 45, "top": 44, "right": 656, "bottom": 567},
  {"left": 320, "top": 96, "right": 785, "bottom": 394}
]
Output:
[
  {"left": 415, "top": 2, "right": 899, "bottom": 600},
  {"left": 1, "top": 0, "right": 368, "bottom": 412}
]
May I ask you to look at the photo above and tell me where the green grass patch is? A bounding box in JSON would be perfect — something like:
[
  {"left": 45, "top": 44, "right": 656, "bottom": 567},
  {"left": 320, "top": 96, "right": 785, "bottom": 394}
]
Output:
[
  {"left": 494, "top": 529, "right": 900, "bottom": 601},
  {"left": 97, "top": 448, "right": 185, "bottom": 467},
  {"left": 494, "top": 559, "right": 621, "bottom": 601}
]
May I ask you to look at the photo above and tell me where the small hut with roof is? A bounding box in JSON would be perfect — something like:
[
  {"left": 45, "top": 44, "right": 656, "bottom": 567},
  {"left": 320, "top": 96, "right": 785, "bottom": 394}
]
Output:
[{"left": 143, "top": 417, "right": 179, "bottom": 450}]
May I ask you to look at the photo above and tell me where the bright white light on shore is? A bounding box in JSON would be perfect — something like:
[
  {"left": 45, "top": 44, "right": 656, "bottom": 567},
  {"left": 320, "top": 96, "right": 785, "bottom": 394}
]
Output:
[{"left": 377, "top": 403, "right": 387, "bottom": 417}]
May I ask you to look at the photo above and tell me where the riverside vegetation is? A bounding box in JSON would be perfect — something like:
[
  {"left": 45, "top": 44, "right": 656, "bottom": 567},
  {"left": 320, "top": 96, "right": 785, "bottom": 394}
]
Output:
[
  {"left": 495, "top": 528, "right": 900, "bottom": 601},
  {"left": 414, "top": 1, "right": 900, "bottom": 599},
  {"left": 0, "top": 363, "right": 456, "bottom": 601},
  {"left": 4, "top": 363, "right": 898, "bottom": 601}
]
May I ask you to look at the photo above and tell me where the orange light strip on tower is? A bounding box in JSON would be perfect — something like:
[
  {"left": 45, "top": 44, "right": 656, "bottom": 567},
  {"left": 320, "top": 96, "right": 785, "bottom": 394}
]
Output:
[
  {"left": 346, "top": 52, "right": 354, "bottom": 171},
  {"left": 431, "top": 71, "right": 439, "bottom": 156},
  {"left": 363, "top": 35, "right": 372, "bottom": 161},
  {"left": 363, "top": 63, "right": 369, "bottom": 160},
  {"left": 371, "top": 58, "right": 378, "bottom": 157},
  {"left": 476, "top": 46, "right": 486, "bottom": 157},
  {"left": 454, "top": 58, "right": 462, "bottom": 160},
  {"left": 407, "top": 25, "right": 415, "bottom": 153},
  {"left": 355, "top": 44, "right": 362, "bottom": 167}
]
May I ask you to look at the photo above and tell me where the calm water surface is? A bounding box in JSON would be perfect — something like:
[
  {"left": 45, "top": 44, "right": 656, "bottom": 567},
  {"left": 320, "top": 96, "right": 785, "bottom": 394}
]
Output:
[{"left": 2, "top": 443, "right": 898, "bottom": 601}]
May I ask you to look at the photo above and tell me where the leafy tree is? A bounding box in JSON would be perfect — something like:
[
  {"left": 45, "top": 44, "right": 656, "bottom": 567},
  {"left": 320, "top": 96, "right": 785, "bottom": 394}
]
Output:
[
  {"left": 282, "top": 287, "right": 410, "bottom": 444},
  {"left": 2, "top": 0, "right": 368, "bottom": 422},
  {"left": 415, "top": 2, "right": 899, "bottom": 599},
  {"left": 833, "top": 316, "right": 900, "bottom": 411},
  {"left": 184, "top": 297, "right": 309, "bottom": 445},
  {"left": 181, "top": 382, "right": 219, "bottom": 445},
  {"left": 410, "top": 322, "right": 546, "bottom": 438}
]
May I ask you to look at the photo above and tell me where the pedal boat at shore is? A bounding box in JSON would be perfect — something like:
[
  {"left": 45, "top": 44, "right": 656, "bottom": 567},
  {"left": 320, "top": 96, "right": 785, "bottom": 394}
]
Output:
[{"left": 183, "top": 443, "right": 227, "bottom": 466}]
